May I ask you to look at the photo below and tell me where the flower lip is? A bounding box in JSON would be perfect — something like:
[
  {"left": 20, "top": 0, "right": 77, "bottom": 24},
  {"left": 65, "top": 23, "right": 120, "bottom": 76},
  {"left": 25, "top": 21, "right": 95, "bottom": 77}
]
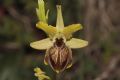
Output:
[{"left": 44, "top": 40, "right": 72, "bottom": 73}]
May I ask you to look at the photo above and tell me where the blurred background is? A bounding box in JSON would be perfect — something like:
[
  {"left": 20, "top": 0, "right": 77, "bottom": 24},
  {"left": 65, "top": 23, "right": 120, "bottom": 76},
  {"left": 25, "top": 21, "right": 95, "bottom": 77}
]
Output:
[{"left": 0, "top": 0, "right": 120, "bottom": 80}]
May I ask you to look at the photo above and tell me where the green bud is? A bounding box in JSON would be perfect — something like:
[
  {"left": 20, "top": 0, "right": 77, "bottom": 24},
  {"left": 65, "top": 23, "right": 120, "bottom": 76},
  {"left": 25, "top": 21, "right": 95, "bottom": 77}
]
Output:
[{"left": 36, "top": 0, "right": 47, "bottom": 23}]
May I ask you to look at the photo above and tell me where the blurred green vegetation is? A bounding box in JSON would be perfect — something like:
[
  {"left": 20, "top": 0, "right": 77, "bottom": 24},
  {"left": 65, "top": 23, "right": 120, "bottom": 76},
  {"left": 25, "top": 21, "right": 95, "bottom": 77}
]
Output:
[{"left": 0, "top": 0, "right": 120, "bottom": 80}]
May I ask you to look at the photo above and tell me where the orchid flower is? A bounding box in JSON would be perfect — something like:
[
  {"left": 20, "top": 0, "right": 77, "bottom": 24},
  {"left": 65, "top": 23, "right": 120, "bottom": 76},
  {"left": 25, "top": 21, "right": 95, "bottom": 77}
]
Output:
[{"left": 30, "top": 0, "right": 88, "bottom": 73}]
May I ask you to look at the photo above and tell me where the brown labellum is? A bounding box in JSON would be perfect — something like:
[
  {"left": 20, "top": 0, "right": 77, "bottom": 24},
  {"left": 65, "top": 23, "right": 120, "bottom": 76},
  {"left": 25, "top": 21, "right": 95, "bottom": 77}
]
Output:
[{"left": 44, "top": 38, "right": 72, "bottom": 73}]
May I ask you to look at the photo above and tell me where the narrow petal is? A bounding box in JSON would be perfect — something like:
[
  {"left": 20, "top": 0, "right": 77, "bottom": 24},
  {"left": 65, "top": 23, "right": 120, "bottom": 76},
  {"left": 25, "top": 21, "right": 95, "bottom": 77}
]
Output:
[
  {"left": 63, "top": 24, "right": 83, "bottom": 39},
  {"left": 30, "top": 38, "right": 53, "bottom": 50},
  {"left": 66, "top": 38, "right": 88, "bottom": 49},
  {"left": 36, "top": 22, "right": 56, "bottom": 38}
]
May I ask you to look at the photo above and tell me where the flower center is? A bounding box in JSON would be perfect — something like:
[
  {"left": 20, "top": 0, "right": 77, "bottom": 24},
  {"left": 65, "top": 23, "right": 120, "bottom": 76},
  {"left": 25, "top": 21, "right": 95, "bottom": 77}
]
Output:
[{"left": 54, "top": 38, "right": 65, "bottom": 47}]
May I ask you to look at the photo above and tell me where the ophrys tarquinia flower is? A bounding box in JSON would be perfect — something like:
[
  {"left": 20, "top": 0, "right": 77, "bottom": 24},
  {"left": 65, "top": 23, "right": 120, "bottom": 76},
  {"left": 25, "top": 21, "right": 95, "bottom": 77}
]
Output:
[{"left": 30, "top": 0, "right": 88, "bottom": 73}]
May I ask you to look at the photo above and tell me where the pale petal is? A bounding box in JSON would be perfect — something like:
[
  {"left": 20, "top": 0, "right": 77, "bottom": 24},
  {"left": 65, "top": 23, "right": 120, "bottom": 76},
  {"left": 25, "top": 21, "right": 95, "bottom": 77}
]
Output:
[
  {"left": 36, "top": 22, "right": 56, "bottom": 38},
  {"left": 66, "top": 38, "right": 88, "bottom": 49},
  {"left": 30, "top": 38, "right": 53, "bottom": 50},
  {"left": 63, "top": 24, "right": 83, "bottom": 39}
]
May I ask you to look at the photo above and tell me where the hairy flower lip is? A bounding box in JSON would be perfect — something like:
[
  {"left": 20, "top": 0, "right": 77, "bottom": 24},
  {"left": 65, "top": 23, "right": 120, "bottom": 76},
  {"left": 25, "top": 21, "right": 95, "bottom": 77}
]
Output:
[{"left": 44, "top": 39, "right": 72, "bottom": 73}]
